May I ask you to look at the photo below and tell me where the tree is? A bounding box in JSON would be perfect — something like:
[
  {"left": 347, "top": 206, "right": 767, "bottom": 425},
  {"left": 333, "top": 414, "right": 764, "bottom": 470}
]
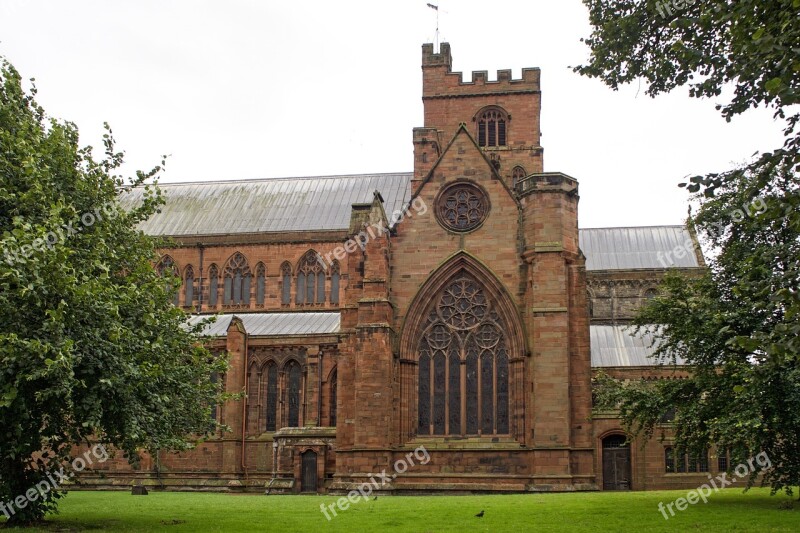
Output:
[
  {"left": 0, "top": 59, "right": 228, "bottom": 526},
  {"left": 579, "top": 1, "right": 800, "bottom": 495}
]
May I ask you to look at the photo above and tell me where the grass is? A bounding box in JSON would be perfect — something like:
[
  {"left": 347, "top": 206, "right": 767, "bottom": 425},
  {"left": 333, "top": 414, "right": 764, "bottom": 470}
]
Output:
[{"left": 1, "top": 488, "right": 796, "bottom": 532}]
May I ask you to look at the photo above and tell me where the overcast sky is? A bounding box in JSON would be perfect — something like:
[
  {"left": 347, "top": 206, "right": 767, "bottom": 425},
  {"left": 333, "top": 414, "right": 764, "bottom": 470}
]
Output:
[{"left": 0, "top": 0, "right": 786, "bottom": 228}]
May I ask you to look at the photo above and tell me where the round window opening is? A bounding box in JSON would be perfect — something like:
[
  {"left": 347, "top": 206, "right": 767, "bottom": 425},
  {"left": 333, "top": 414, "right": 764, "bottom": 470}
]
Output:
[{"left": 436, "top": 182, "right": 489, "bottom": 232}]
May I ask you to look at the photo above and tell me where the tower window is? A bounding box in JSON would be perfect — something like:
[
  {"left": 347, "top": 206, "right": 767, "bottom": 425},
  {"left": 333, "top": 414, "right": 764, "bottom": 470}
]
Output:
[{"left": 476, "top": 107, "right": 509, "bottom": 148}]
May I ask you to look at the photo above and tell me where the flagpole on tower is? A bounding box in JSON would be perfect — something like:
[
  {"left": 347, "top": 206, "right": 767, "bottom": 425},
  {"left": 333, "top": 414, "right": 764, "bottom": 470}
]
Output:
[{"left": 427, "top": 3, "right": 439, "bottom": 53}]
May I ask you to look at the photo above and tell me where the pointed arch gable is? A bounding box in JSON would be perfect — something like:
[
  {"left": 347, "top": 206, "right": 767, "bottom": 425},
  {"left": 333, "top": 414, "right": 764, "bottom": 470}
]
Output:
[
  {"left": 296, "top": 249, "right": 320, "bottom": 271},
  {"left": 407, "top": 124, "right": 522, "bottom": 213},
  {"left": 156, "top": 254, "right": 178, "bottom": 275},
  {"left": 400, "top": 252, "right": 526, "bottom": 361}
]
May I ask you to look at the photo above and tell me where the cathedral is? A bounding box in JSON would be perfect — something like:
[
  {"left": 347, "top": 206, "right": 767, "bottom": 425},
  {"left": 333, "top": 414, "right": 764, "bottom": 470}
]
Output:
[{"left": 92, "top": 43, "right": 712, "bottom": 493}]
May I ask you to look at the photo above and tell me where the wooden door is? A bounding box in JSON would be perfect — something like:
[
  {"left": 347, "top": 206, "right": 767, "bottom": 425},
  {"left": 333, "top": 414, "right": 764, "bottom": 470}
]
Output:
[
  {"left": 602, "top": 435, "right": 631, "bottom": 490},
  {"left": 301, "top": 450, "right": 318, "bottom": 493}
]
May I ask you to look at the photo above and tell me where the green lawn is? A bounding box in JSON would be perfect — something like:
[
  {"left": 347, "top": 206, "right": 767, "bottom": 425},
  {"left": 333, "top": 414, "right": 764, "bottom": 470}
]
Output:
[{"left": 2, "top": 488, "right": 796, "bottom": 532}]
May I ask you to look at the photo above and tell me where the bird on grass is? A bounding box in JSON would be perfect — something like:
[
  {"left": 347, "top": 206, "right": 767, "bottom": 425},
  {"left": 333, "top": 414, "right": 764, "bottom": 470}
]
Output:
[
  {"left": 475, "top": 510, "right": 485, "bottom": 518},
  {"left": 373, "top": 496, "right": 378, "bottom": 501}
]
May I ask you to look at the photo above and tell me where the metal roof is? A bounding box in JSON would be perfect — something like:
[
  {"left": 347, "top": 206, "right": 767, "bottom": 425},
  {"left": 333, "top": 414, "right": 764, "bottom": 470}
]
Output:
[
  {"left": 120, "top": 173, "right": 412, "bottom": 236},
  {"left": 590, "top": 325, "right": 686, "bottom": 367},
  {"left": 187, "top": 312, "right": 340, "bottom": 337},
  {"left": 580, "top": 226, "right": 700, "bottom": 271}
]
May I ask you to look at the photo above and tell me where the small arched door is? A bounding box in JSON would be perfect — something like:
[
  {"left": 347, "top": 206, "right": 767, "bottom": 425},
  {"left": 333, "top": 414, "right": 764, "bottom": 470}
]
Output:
[
  {"left": 301, "top": 450, "right": 318, "bottom": 493},
  {"left": 602, "top": 435, "right": 631, "bottom": 490}
]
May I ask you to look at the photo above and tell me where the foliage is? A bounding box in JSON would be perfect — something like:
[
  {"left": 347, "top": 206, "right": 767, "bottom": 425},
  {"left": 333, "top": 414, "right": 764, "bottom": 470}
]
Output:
[
  {"left": 0, "top": 59, "right": 228, "bottom": 526},
  {"left": 579, "top": 0, "right": 800, "bottom": 496}
]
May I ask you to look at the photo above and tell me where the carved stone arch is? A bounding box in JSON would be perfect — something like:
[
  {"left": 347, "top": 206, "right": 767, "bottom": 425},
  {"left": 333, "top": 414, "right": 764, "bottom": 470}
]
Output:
[
  {"left": 400, "top": 252, "right": 526, "bottom": 442},
  {"left": 156, "top": 254, "right": 178, "bottom": 276},
  {"left": 643, "top": 287, "right": 659, "bottom": 300},
  {"left": 401, "top": 252, "right": 525, "bottom": 361},
  {"left": 282, "top": 356, "right": 304, "bottom": 372}
]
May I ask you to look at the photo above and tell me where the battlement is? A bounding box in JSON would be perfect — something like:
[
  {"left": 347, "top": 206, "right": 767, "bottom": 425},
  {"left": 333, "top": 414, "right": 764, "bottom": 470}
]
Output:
[
  {"left": 422, "top": 42, "right": 540, "bottom": 97},
  {"left": 422, "top": 42, "right": 453, "bottom": 69}
]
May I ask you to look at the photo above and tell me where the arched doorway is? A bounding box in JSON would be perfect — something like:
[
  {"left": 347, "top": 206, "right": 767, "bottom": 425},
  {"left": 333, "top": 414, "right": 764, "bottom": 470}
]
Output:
[
  {"left": 301, "top": 450, "right": 318, "bottom": 493},
  {"left": 602, "top": 434, "right": 631, "bottom": 490}
]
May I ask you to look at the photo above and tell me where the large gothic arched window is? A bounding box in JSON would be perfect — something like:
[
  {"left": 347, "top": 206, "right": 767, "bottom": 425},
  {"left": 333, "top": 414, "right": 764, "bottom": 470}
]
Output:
[
  {"left": 417, "top": 272, "right": 510, "bottom": 436},
  {"left": 224, "top": 252, "right": 251, "bottom": 306},
  {"left": 296, "top": 251, "right": 325, "bottom": 305}
]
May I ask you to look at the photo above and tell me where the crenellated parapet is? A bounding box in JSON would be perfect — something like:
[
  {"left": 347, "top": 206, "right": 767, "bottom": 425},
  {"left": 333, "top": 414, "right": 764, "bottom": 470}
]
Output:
[{"left": 422, "top": 42, "right": 541, "bottom": 99}]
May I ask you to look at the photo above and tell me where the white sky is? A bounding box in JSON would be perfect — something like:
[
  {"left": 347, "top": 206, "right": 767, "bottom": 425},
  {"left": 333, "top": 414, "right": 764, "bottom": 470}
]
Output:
[{"left": 0, "top": 0, "right": 786, "bottom": 228}]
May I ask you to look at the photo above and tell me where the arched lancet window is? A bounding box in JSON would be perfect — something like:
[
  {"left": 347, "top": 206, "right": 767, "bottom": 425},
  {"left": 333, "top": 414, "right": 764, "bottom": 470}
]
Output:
[
  {"left": 184, "top": 265, "right": 195, "bottom": 308},
  {"left": 417, "top": 272, "right": 510, "bottom": 436},
  {"left": 511, "top": 166, "right": 526, "bottom": 189},
  {"left": 210, "top": 372, "right": 219, "bottom": 423},
  {"left": 255, "top": 263, "right": 266, "bottom": 306},
  {"left": 208, "top": 264, "right": 219, "bottom": 308},
  {"left": 286, "top": 361, "right": 302, "bottom": 427},
  {"left": 281, "top": 262, "right": 292, "bottom": 306},
  {"left": 644, "top": 288, "right": 658, "bottom": 300},
  {"left": 265, "top": 362, "right": 278, "bottom": 432},
  {"left": 156, "top": 255, "right": 180, "bottom": 306},
  {"left": 329, "top": 368, "right": 337, "bottom": 427},
  {"left": 296, "top": 251, "right": 325, "bottom": 305},
  {"left": 223, "top": 252, "right": 251, "bottom": 306},
  {"left": 476, "top": 107, "right": 509, "bottom": 148},
  {"left": 330, "top": 261, "right": 340, "bottom": 305}
]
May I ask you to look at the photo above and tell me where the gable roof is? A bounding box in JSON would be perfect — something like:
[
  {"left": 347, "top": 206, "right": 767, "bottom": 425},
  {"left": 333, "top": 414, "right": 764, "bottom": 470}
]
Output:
[
  {"left": 187, "top": 312, "right": 340, "bottom": 337},
  {"left": 121, "top": 174, "right": 703, "bottom": 272},
  {"left": 590, "top": 325, "right": 686, "bottom": 367},
  {"left": 119, "top": 173, "right": 412, "bottom": 236},
  {"left": 580, "top": 226, "right": 701, "bottom": 270}
]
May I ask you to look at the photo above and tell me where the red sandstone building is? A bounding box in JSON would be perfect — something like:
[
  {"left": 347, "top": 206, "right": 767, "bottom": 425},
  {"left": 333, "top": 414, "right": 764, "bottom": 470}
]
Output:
[{"left": 100, "top": 43, "right": 714, "bottom": 493}]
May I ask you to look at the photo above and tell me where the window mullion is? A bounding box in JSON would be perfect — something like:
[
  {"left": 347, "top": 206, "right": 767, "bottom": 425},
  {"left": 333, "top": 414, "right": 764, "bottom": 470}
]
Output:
[{"left": 460, "top": 350, "right": 466, "bottom": 436}]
